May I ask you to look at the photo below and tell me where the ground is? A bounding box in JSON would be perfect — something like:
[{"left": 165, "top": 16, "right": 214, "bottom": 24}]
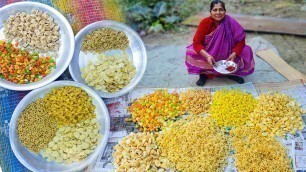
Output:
[{"left": 142, "top": 0, "right": 306, "bottom": 75}]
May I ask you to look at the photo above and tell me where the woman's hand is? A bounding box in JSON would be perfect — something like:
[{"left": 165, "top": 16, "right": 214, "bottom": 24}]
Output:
[
  {"left": 199, "top": 50, "right": 215, "bottom": 66},
  {"left": 205, "top": 54, "right": 216, "bottom": 66},
  {"left": 227, "top": 52, "right": 237, "bottom": 62}
]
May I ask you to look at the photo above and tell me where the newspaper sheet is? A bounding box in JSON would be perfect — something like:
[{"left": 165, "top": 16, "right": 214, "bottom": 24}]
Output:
[
  {"left": 87, "top": 82, "right": 306, "bottom": 171},
  {"left": 293, "top": 140, "right": 306, "bottom": 171},
  {"left": 256, "top": 81, "right": 306, "bottom": 171}
]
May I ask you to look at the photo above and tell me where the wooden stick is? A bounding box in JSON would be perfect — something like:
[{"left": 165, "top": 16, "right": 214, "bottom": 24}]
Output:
[{"left": 256, "top": 49, "right": 306, "bottom": 81}]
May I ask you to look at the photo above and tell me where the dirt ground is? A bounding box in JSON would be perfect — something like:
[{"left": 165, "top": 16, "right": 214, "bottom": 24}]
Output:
[{"left": 143, "top": 0, "right": 306, "bottom": 75}]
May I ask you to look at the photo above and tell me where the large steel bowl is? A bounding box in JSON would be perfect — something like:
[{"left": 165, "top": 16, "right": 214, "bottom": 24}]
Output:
[
  {"left": 69, "top": 20, "right": 147, "bottom": 98},
  {"left": 0, "top": 2, "right": 75, "bottom": 91},
  {"left": 9, "top": 81, "right": 110, "bottom": 172}
]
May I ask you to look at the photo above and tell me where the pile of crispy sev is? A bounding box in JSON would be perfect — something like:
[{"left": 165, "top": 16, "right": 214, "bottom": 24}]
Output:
[
  {"left": 230, "top": 125, "right": 292, "bottom": 172},
  {"left": 156, "top": 116, "right": 229, "bottom": 171},
  {"left": 118, "top": 89, "right": 306, "bottom": 171}
]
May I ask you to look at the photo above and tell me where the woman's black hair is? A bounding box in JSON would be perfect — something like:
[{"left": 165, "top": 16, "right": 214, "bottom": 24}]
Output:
[{"left": 210, "top": 0, "right": 226, "bottom": 11}]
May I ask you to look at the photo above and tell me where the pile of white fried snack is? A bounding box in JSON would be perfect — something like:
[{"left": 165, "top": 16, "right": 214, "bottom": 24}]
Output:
[{"left": 81, "top": 52, "right": 136, "bottom": 93}]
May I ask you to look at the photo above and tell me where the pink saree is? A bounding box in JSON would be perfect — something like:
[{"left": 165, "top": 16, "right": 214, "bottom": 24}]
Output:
[{"left": 185, "top": 15, "right": 255, "bottom": 76}]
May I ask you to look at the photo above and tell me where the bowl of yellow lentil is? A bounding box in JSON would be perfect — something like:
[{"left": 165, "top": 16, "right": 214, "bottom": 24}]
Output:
[{"left": 9, "top": 81, "right": 110, "bottom": 172}]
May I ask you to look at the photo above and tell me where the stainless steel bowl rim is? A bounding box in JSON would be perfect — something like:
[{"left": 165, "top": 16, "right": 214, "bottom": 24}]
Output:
[
  {"left": 9, "top": 81, "right": 110, "bottom": 172},
  {"left": 0, "top": 2, "right": 75, "bottom": 91},
  {"left": 69, "top": 20, "right": 147, "bottom": 98},
  {"left": 213, "top": 60, "right": 238, "bottom": 74}
]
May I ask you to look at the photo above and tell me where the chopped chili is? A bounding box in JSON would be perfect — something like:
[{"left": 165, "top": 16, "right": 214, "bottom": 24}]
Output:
[{"left": 226, "top": 65, "right": 236, "bottom": 72}]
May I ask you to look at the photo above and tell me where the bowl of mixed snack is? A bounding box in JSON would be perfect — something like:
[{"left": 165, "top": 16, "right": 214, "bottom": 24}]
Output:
[
  {"left": 69, "top": 20, "right": 147, "bottom": 98},
  {"left": 0, "top": 2, "right": 75, "bottom": 90},
  {"left": 10, "top": 81, "right": 110, "bottom": 172}
]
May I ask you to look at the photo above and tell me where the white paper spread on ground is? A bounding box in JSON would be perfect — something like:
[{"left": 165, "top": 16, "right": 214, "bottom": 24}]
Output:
[
  {"left": 256, "top": 82, "right": 306, "bottom": 172},
  {"left": 86, "top": 82, "right": 306, "bottom": 172},
  {"left": 292, "top": 140, "right": 306, "bottom": 170}
]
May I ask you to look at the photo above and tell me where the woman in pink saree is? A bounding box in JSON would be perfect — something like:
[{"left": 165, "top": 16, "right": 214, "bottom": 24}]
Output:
[{"left": 186, "top": 0, "right": 255, "bottom": 86}]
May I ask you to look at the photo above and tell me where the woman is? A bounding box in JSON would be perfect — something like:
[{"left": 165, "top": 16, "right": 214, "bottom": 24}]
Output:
[{"left": 185, "top": 0, "right": 255, "bottom": 86}]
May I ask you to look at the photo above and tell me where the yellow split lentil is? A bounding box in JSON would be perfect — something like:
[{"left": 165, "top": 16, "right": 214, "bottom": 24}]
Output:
[
  {"left": 179, "top": 89, "right": 212, "bottom": 115},
  {"left": 43, "top": 86, "right": 96, "bottom": 126},
  {"left": 156, "top": 116, "right": 229, "bottom": 172},
  {"left": 249, "top": 93, "right": 305, "bottom": 137},
  {"left": 209, "top": 89, "right": 258, "bottom": 127},
  {"left": 17, "top": 99, "right": 57, "bottom": 153},
  {"left": 230, "top": 125, "right": 293, "bottom": 172}
]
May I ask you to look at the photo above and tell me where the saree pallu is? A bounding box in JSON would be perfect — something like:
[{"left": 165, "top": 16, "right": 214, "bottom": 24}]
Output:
[{"left": 185, "top": 15, "right": 255, "bottom": 76}]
